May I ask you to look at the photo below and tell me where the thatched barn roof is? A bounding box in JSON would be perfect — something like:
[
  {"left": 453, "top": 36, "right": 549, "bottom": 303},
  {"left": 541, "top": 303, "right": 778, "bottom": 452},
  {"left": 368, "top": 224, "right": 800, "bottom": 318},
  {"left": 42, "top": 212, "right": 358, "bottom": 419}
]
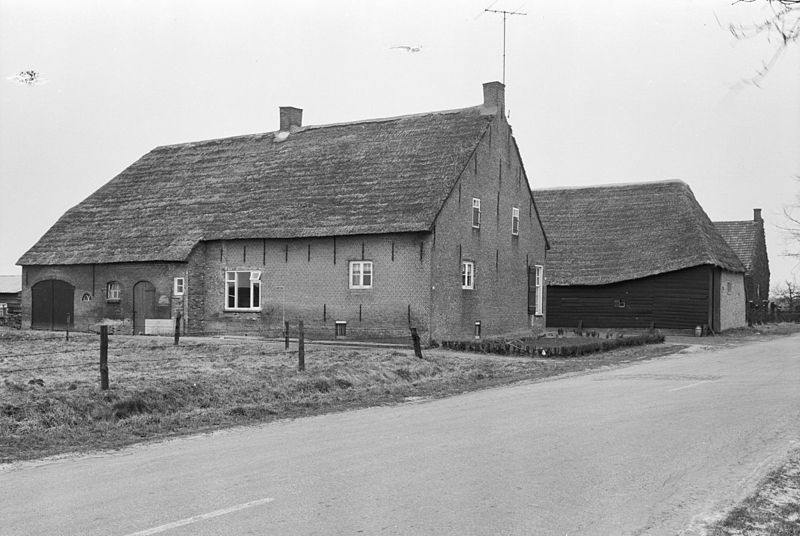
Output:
[
  {"left": 19, "top": 106, "right": 496, "bottom": 265},
  {"left": 713, "top": 220, "right": 760, "bottom": 272},
  {"left": 534, "top": 180, "right": 745, "bottom": 286}
]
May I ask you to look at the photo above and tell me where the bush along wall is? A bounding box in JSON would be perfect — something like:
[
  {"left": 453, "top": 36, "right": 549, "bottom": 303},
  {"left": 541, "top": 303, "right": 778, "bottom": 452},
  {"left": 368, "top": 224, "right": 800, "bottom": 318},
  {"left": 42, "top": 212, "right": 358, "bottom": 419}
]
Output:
[{"left": 436, "top": 332, "right": 665, "bottom": 358}]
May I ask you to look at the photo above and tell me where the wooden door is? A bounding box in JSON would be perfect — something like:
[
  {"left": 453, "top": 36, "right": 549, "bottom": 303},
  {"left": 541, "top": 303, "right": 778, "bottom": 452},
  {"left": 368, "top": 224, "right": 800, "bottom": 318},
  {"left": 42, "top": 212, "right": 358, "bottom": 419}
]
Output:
[
  {"left": 133, "top": 281, "right": 156, "bottom": 335},
  {"left": 31, "top": 280, "right": 74, "bottom": 330}
]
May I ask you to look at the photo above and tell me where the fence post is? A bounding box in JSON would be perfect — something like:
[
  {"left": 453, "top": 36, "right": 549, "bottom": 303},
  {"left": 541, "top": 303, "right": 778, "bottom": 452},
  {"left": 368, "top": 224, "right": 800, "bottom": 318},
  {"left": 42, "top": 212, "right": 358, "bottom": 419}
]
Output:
[
  {"left": 174, "top": 312, "right": 182, "bottom": 346},
  {"left": 284, "top": 320, "right": 290, "bottom": 350},
  {"left": 65, "top": 314, "right": 71, "bottom": 341},
  {"left": 410, "top": 327, "right": 423, "bottom": 359},
  {"left": 298, "top": 320, "right": 305, "bottom": 371},
  {"left": 100, "top": 325, "right": 109, "bottom": 390}
]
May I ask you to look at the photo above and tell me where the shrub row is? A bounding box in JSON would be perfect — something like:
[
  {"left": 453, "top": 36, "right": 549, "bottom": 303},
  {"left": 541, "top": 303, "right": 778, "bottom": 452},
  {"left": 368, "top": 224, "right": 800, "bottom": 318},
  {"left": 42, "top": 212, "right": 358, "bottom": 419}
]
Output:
[{"left": 437, "top": 332, "right": 665, "bottom": 358}]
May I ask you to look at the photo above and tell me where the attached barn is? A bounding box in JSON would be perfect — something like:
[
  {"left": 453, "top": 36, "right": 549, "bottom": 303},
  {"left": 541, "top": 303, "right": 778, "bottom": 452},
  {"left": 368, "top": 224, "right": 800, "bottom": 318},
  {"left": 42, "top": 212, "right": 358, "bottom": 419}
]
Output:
[{"left": 534, "top": 180, "right": 746, "bottom": 331}]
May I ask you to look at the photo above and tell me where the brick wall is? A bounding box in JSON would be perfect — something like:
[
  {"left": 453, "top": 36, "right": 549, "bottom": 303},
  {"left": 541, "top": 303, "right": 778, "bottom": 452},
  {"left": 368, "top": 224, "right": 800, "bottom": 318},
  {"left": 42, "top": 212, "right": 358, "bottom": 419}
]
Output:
[
  {"left": 429, "top": 111, "right": 548, "bottom": 341},
  {"left": 191, "top": 233, "right": 431, "bottom": 342},
  {"left": 719, "top": 270, "right": 747, "bottom": 331},
  {"left": 20, "top": 262, "right": 188, "bottom": 333},
  {"left": 747, "top": 221, "right": 771, "bottom": 303}
]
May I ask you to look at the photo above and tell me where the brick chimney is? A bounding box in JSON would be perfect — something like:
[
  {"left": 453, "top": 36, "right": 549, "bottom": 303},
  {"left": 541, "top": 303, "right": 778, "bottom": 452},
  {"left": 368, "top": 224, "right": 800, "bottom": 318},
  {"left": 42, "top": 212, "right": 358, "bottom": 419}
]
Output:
[
  {"left": 754, "top": 208, "right": 762, "bottom": 222},
  {"left": 482, "top": 81, "right": 505, "bottom": 114},
  {"left": 279, "top": 107, "right": 303, "bottom": 132}
]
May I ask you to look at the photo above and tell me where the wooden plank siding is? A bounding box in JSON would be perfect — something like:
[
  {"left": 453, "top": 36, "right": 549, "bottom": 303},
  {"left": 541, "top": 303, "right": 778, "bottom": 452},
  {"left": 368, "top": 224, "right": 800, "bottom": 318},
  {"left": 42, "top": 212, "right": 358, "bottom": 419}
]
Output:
[{"left": 546, "top": 265, "right": 714, "bottom": 329}]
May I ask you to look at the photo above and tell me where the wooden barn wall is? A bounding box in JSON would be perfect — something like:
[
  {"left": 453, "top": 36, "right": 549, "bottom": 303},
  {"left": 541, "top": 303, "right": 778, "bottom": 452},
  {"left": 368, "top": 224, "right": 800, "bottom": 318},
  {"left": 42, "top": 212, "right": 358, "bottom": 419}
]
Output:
[{"left": 546, "top": 265, "right": 713, "bottom": 329}]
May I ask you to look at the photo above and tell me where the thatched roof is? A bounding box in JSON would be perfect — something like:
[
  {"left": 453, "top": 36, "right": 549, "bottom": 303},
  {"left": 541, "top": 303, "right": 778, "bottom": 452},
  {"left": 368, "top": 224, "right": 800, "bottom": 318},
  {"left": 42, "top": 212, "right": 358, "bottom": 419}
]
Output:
[
  {"left": 534, "top": 180, "right": 745, "bottom": 286},
  {"left": 713, "top": 220, "right": 760, "bottom": 272},
  {"left": 19, "top": 107, "right": 495, "bottom": 265}
]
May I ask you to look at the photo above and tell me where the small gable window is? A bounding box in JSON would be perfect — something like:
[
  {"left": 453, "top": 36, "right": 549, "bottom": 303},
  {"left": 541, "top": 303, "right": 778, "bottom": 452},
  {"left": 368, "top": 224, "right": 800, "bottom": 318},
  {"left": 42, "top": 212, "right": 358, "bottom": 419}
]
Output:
[
  {"left": 349, "top": 261, "right": 373, "bottom": 289},
  {"left": 106, "top": 281, "right": 120, "bottom": 302},
  {"left": 225, "top": 271, "right": 261, "bottom": 310},
  {"left": 472, "top": 198, "right": 481, "bottom": 228},
  {"left": 511, "top": 207, "right": 520, "bottom": 236},
  {"left": 462, "top": 261, "right": 475, "bottom": 290},
  {"left": 174, "top": 277, "right": 185, "bottom": 296}
]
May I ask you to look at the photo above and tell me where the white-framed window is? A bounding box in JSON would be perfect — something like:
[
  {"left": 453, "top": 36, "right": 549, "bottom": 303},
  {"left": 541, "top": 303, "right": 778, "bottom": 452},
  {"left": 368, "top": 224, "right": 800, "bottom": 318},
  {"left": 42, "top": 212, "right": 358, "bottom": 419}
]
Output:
[
  {"left": 106, "top": 281, "right": 120, "bottom": 302},
  {"left": 472, "top": 198, "right": 481, "bottom": 228},
  {"left": 225, "top": 270, "right": 261, "bottom": 310},
  {"left": 511, "top": 207, "right": 520, "bottom": 236},
  {"left": 462, "top": 261, "right": 475, "bottom": 290},
  {"left": 534, "top": 265, "right": 544, "bottom": 315},
  {"left": 349, "top": 261, "right": 373, "bottom": 289},
  {"left": 335, "top": 321, "right": 347, "bottom": 337},
  {"left": 174, "top": 277, "right": 185, "bottom": 296}
]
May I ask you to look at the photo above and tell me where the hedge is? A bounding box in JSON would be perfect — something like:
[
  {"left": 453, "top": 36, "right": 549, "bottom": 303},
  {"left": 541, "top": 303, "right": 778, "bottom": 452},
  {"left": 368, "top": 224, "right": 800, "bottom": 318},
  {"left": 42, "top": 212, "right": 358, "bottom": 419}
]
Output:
[{"left": 436, "top": 332, "right": 665, "bottom": 358}]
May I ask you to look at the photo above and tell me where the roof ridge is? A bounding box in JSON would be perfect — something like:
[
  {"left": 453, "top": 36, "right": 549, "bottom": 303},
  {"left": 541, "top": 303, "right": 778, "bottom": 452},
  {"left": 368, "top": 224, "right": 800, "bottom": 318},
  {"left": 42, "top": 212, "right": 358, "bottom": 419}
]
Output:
[
  {"left": 154, "top": 105, "right": 488, "bottom": 151},
  {"left": 533, "top": 179, "right": 686, "bottom": 192},
  {"left": 713, "top": 219, "right": 756, "bottom": 225}
]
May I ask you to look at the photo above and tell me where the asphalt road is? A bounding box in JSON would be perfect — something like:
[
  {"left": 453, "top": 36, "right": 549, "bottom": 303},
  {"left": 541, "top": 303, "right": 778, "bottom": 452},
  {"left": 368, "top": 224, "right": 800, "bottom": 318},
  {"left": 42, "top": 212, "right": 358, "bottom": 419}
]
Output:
[{"left": 2, "top": 334, "right": 799, "bottom": 535}]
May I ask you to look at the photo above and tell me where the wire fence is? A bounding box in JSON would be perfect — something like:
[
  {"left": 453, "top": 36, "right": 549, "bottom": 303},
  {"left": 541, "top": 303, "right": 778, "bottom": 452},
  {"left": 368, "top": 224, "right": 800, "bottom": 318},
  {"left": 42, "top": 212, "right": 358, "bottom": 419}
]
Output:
[{"left": 0, "top": 321, "right": 329, "bottom": 383}]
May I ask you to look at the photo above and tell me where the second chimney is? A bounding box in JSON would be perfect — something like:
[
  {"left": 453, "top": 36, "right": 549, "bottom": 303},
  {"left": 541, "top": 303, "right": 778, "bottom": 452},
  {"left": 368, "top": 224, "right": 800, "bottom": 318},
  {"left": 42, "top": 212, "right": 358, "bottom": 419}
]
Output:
[
  {"left": 482, "top": 81, "right": 505, "bottom": 114},
  {"left": 754, "top": 208, "right": 762, "bottom": 222},
  {"left": 279, "top": 107, "right": 303, "bottom": 132}
]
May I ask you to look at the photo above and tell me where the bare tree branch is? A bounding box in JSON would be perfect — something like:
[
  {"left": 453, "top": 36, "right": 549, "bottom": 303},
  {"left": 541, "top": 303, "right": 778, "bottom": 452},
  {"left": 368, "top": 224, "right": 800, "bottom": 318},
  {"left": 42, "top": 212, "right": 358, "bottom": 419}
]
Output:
[{"left": 727, "top": 0, "right": 800, "bottom": 84}]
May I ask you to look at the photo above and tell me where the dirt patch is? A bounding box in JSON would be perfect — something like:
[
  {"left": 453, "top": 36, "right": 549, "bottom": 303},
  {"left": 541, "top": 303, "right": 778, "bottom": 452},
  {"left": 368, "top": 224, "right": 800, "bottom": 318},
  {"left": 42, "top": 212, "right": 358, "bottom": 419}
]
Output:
[{"left": 707, "top": 448, "right": 800, "bottom": 536}]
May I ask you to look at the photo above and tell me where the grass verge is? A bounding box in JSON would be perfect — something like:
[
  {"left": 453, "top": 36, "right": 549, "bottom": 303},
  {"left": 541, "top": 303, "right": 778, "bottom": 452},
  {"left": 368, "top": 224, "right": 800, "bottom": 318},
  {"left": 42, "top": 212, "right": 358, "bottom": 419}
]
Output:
[
  {"left": 0, "top": 328, "right": 684, "bottom": 464},
  {"left": 708, "top": 448, "right": 800, "bottom": 536}
]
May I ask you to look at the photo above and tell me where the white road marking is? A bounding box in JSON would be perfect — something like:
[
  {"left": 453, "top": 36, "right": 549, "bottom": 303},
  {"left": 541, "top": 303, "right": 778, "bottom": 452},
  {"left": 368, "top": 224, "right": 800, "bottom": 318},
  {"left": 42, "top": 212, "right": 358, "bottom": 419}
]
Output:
[
  {"left": 122, "top": 497, "right": 275, "bottom": 536},
  {"left": 669, "top": 380, "right": 713, "bottom": 392}
]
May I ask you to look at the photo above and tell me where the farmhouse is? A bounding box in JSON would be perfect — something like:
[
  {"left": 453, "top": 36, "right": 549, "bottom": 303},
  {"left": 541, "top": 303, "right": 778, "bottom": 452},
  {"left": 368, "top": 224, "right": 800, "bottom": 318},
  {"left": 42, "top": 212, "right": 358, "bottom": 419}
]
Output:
[
  {"left": 17, "top": 82, "right": 549, "bottom": 343},
  {"left": 714, "top": 209, "right": 770, "bottom": 323},
  {"left": 534, "top": 180, "right": 746, "bottom": 331}
]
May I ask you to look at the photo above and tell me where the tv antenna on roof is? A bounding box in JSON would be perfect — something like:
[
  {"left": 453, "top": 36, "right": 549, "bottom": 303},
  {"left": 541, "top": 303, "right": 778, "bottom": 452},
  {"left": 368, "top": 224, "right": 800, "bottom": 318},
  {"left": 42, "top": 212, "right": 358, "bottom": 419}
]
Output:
[{"left": 484, "top": 5, "right": 527, "bottom": 84}]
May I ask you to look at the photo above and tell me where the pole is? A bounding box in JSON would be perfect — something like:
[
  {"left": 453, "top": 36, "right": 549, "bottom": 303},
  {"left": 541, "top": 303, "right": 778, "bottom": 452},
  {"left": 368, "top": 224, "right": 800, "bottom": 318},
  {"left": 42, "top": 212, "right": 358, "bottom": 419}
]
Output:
[
  {"left": 484, "top": 8, "right": 526, "bottom": 85},
  {"left": 298, "top": 320, "right": 305, "bottom": 371},
  {"left": 100, "top": 325, "right": 109, "bottom": 390},
  {"left": 284, "top": 320, "right": 290, "bottom": 350},
  {"left": 174, "top": 311, "right": 182, "bottom": 346},
  {"left": 410, "top": 327, "right": 423, "bottom": 359},
  {"left": 502, "top": 12, "right": 506, "bottom": 84},
  {"left": 65, "top": 314, "right": 71, "bottom": 341}
]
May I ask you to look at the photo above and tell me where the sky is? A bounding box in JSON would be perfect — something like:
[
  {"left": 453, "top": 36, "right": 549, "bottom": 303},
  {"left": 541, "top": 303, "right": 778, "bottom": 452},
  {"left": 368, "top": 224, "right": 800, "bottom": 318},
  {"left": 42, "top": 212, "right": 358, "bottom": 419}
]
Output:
[{"left": 1, "top": 0, "right": 798, "bottom": 292}]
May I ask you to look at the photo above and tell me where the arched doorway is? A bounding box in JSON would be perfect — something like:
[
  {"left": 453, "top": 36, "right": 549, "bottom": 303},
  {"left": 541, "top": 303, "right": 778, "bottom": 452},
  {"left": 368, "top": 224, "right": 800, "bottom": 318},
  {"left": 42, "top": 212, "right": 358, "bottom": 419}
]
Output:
[
  {"left": 133, "top": 281, "right": 156, "bottom": 335},
  {"left": 31, "top": 280, "right": 74, "bottom": 330}
]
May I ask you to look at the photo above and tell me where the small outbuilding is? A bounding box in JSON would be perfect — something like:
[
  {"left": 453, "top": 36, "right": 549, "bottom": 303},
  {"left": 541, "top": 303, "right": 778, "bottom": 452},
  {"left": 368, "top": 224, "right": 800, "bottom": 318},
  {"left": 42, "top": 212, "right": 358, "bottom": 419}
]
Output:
[
  {"left": 714, "top": 209, "right": 770, "bottom": 323},
  {"left": 534, "top": 180, "right": 746, "bottom": 331},
  {"left": 0, "top": 274, "right": 22, "bottom": 321}
]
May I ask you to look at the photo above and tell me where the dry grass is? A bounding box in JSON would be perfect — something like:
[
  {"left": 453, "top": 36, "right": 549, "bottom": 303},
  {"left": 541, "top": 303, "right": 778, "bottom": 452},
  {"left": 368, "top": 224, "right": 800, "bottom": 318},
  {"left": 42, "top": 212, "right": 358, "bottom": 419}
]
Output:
[
  {"left": 708, "top": 449, "right": 800, "bottom": 536},
  {"left": 1, "top": 328, "right": 682, "bottom": 463}
]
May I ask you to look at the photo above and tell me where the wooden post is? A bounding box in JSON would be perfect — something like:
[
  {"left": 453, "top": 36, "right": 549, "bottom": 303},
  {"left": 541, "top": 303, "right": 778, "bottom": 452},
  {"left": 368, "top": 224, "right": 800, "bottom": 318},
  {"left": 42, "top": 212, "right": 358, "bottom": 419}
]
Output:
[
  {"left": 174, "top": 312, "right": 182, "bottom": 346},
  {"left": 284, "top": 320, "right": 290, "bottom": 350},
  {"left": 410, "top": 327, "right": 423, "bottom": 359},
  {"left": 298, "top": 320, "right": 305, "bottom": 371},
  {"left": 100, "top": 326, "right": 109, "bottom": 390},
  {"left": 65, "top": 314, "right": 71, "bottom": 341}
]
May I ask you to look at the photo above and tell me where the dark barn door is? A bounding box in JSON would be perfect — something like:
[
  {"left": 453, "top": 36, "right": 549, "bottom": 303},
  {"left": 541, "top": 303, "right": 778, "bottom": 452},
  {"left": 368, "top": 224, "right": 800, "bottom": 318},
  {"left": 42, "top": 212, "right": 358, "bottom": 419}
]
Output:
[
  {"left": 31, "top": 280, "right": 74, "bottom": 330},
  {"left": 133, "top": 281, "right": 156, "bottom": 335}
]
